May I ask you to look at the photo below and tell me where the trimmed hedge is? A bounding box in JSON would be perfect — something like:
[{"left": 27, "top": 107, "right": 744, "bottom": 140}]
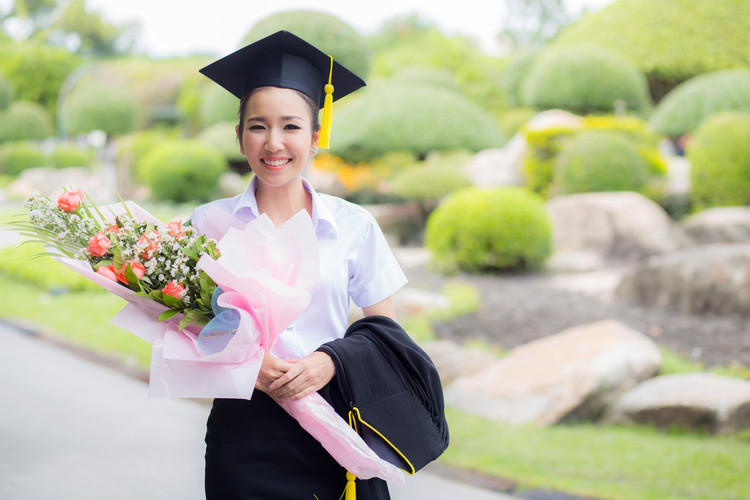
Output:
[
  {"left": 331, "top": 82, "right": 504, "bottom": 162},
  {"left": 0, "top": 141, "right": 47, "bottom": 176},
  {"left": 501, "top": 49, "right": 540, "bottom": 109},
  {"left": 687, "top": 112, "right": 750, "bottom": 209},
  {"left": 244, "top": 10, "right": 370, "bottom": 80},
  {"left": 49, "top": 142, "right": 93, "bottom": 169},
  {"left": 425, "top": 186, "right": 552, "bottom": 273},
  {"left": 0, "top": 101, "right": 54, "bottom": 142},
  {"left": 0, "top": 72, "right": 12, "bottom": 111},
  {"left": 391, "top": 67, "right": 462, "bottom": 93},
  {"left": 198, "top": 84, "right": 239, "bottom": 129},
  {"left": 553, "top": 130, "right": 650, "bottom": 195},
  {"left": 553, "top": 0, "right": 750, "bottom": 101},
  {"left": 522, "top": 44, "right": 651, "bottom": 115},
  {"left": 195, "top": 121, "right": 246, "bottom": 171},
  {"left": 63, "top": 83, "right": 137, "bottom": 137},
  {"left": 137, "top": 139, "right": 227, "bottom": 203},
  {"left": 649, "top": 69, "right": 750, "bottom": 137}
]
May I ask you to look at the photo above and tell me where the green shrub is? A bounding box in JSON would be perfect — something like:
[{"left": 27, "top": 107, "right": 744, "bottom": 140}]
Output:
[
  {"left": 244, "top": 10, "right": 370, "bottom": 79},
  {"left": 331, "top": 82, "right": 504, "bottom": 162},
  {"left": 498, "top": 107, "right": 537, "bottom": 139},
  {"left": 425, "top": 186, "right": 552, "bottom": 273},
  {"left": 522, "top": 44, "right": 651, "bottom": 115},
  {"left": 0, "top": 72, "right": 12, "bottom": 111},
  {"left": 63, "top": 83, "right": 137, "bottom": 137},
  {"left": 198, "top": 84, "right": 239, "bottom": 129},
  {"left": 195, "top": 121, "right": 246, "bottom": 172},
  {"left": 390, "top": 152, "right": 473, "bottom": 203},
  {"left": 137, "top": 139, "right": 227, "bottom": 203},
  {"left": 117, "top": 128, "right": 180, "bottom": 179},
  {"left": 49, "top": 142, "right": 93, "bottom": 169},
  {"left": 554, "top": 0, "right": 750, "bottom": 102},
  {"left": 649, "top": 69, "right": 750, "bottom": 137},
  {"left": 0, "top": 101, "right": 54, "bottom": 142},
  {"left": 0, "top": 42, "right": 82, "bottom": 117},
  {"left": 523, "top": 115, "right": 665, "bottom": 197},
  {"left": 553, "top": 130, "right": 650, "bottom": 195},
  {"left": 687, "top": 112, "right": 750, "bottom": 209},
  {"left": 0, "top": 242, "right": 100, "bottom": 292},
  {"left": 501, "top": 49, "right": 540, "bottom": 108},
  {"left": 391, "top": 67, "right": 462, "bottom": 93},
  {"left": 0, "top": 141, "right": 47, "bottom": 176}
]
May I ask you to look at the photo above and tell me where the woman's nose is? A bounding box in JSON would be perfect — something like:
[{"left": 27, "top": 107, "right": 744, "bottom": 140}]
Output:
[{"left": 265, "top": 129, "right": 283, "bottom": 151}]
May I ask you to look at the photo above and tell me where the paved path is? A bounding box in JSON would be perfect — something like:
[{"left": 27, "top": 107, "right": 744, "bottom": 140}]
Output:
[{"left": 0, "top": 321, "right": 519, "bottom": 500}]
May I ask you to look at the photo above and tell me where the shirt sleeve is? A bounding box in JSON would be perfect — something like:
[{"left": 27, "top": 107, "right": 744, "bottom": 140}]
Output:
[{"left": 348, "top": 212, "right": 408, "bottom": 308}]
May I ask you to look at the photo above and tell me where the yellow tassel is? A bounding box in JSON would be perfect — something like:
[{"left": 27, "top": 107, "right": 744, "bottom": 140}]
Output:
[
  {"left": 318, "top": 55, "right": 334, "bottom": 149},
  {"left": 344, "top": 471, "right": 357, "bottom": 500}
]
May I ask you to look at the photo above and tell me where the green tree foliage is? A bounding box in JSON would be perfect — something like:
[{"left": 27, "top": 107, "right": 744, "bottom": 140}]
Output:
[
  {"left": 195, "top": 121, "right": 246, "bottom": 172},
  {"left": 0, "top": 71, "right": 14, "bottom": 110},
  {"left": 522, "top": 44, "right": 650, "bottom": 115},
  {"left": 49, "top": 141, "right": 92, "bottom": 168},
  {"left": 553, "top": 129, "right": 650, "bottom": 195},
  {"left": 687, "top": 112, "right": 750, "bottom": 209},
  {"left": 62, "top": 83, "right": 137, "bottom": 137},
  {"left": 499, "top": 0, "right": 574, "bottom": 49},
  {"left": 554, "top": 0, "right": 750, "bottom": 102},
  {"left": 198, "top": 84, "right": 239, "bottom": 129},
  {"left": 0, "top": 141, "right": 47, "bottom": 175},
  {"left": 501, "top": 49, "right": 541, "bottom": 108},
  {"left": 137, "top": 140, "right": 227, "bottom": 203},
  {"left": 649, "top": 69, "right": 750, "bottom": 138},
  {"left": 0, "top": 41, "right": 81, "bottom": 116},
  {"left": 243, "top": 10, "right": 370, "bottom": 80},
  {"left": 425, "top": 186, "right": 552, "bottom": 273},
  {"left": 0, "top": 100, "right": 54, "bottom": 142},
  {"left": 330, "top": 82, "right": 504, "bottom": 162}
]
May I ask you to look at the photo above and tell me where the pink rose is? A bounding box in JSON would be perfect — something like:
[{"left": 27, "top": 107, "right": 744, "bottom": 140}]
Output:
[
  {"left": 117, "top": 260, "right": 145, "bottom": 284},
  {"left": 162, "top": 281, "right": 185, "bottom": 299},
  {"left": 167, "top": 220, "right": 185, "bottom": 238},
  {"left": 87, "top": 231, "right": 111, "bottom": 257},
  {"left": 106, "top": 223, "right": 120, "bottom": 235},
  {"left": 139, "top": 234, "right": 158, "bottom": 260},
  {"left": 95, "top": 265, "right": 118, "bottom": 282},
  {"left": 57, "top": 189, "right": 84, "bottom": 212}
]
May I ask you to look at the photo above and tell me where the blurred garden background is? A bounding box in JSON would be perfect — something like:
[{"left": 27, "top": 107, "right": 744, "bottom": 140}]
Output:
[{"left": 1, "top": 1, "right": 750, "bottom": 499}]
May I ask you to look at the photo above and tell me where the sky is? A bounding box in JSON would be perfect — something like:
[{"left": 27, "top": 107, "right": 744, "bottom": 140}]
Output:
[{"left": 74, "top": 0, "right": 614, "bottom": 58}]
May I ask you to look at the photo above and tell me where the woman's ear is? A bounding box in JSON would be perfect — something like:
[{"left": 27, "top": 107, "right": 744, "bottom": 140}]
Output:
[
  {"left": 236, "top": 125, "right": 245, "bottom": 155},
  {"left": 310, "top": 129, "right": 320, "bottom": 155}
]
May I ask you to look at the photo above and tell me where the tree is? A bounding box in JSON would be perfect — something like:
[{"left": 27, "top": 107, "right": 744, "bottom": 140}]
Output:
[{"left": 499, "top": 0, "right": 574, "bottom": 49}]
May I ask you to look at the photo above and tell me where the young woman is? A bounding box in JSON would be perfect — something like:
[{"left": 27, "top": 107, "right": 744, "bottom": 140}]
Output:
[{"left": 189, "top": 31, "right": 407, "bottom": 500}]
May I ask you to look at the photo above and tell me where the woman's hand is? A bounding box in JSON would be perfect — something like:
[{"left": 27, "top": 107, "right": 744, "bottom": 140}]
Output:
[
  {"left": 255, "top": 351, "right": 294, "bottom": 395},
  {"left": 267, "top": 351, "right": 336, "bottom": 401}
]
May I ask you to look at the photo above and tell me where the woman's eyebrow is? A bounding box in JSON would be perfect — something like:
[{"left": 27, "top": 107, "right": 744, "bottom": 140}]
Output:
[{"left": 247, "top": 115, "right": 304, "bottom": 122}]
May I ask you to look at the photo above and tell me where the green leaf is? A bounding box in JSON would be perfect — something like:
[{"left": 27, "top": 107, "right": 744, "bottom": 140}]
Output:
[
  {"left": 162, "top": 293, "right": 184, "bottom": 309},
  {"left": 112, "top": 246, "right": 123, "bottom": 271},
  {"left": 123, "top": 264, "right": 142, "bottom": 292},
  {"left": 158, "top": 309, "right": 180, "bottom": 322},
  {"left": 178, "top": 309, "right": 208, "bottom": 331}
]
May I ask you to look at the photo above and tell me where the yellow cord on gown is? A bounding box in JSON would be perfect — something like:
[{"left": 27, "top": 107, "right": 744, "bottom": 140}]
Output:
[{"left": 318, "top": 55, "right": 334, "bottom": 149}]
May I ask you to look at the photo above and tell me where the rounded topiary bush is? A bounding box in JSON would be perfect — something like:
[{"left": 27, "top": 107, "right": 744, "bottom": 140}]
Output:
[
  {"left": 425, "top": 186, "right": 552, "bottom": 273},
  {"left": 391, "top": 67, "right": 462, "bottom": 93},
  {"left": 63, "top": 83, "right": 137, "bottom": 137},
  {"left": 195, "top": 121, "right": 246, "bottom": 171},
  {"left": 331, "top": 83, "right": 504, "bottom": 162},
  {"left": 0, "top": 141, "right": 47, "bottom": 176},
  {"left": 687, "top": 112, "right": 750, "bottom": 209},
  {"left": 198, "top": 85, "right": 239, "bottom": 129},
  {"left": 501, "top": 49, "right": 540, "bottom": 109},
  {"left": 0, "top": 72, "right": 12, "bottom": 111},
  {"left": 0, "top": 101, "right": 54, "bottom": 142},
  {"left": 244, "top": 10, "right": 370, "bottom": 79},
  {"left": 522, "top": 45, "right": 650, "bottom": 115},
  {"left": 137, "top": 140, "right": 227, "bottom": 203},
  {"left": 49, "top": 142, "right": 93, "bottom": 169},
  {"left": 553, "top": 130, "right": 650, "bottom": 195},
  {"left": 649, "top": 69, "right": 750, "bottom": 137}
]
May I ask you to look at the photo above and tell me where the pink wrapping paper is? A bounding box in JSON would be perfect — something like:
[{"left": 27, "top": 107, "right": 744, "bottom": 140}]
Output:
[{"left": 53, "top": 201, "right": 405, "bottom": 483}]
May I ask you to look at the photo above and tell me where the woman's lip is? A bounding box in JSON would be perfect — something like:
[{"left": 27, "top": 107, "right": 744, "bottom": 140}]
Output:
[{"left": 261, "top": 158, "right": 292, "bottom": 169}]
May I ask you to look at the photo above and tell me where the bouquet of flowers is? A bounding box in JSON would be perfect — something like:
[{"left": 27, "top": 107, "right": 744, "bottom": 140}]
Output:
[{"left": 15, "top": 188, "right": 405, "bottom": 484}]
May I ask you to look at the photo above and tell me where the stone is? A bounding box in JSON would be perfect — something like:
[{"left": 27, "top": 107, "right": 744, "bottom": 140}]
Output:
[
  {"left": 444, "top": 320, "right": 662, "bottom": 425},
  {"left": 420, "top": 340, "right": 499, "bottom": 386},
  {"left": 546, "top": 191, "right": 687, "bottom": 270},
  {"left": 7, "top": 166, "right": 114, "bottom": 202},
  {"left": 682, "top": 207, "right": 750, "bottom": 245},
  {"left": 604, "top": 373, "right": 750, "bottom": 434},
  {"left": 615, "top": 244, "right": 750, "bottom": 317},
  {"left": 462, "top": 141, "right": 525, "bottom": 188}
]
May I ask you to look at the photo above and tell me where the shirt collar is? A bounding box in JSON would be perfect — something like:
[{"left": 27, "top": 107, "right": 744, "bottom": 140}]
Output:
[{"left": 231, "top": 176, "right": 338, "bottom": 238}]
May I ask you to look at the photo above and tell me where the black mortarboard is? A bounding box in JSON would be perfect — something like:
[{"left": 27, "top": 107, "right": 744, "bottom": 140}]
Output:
[{"left": 199, "top": 30, "right": 366, "bottom": 148}]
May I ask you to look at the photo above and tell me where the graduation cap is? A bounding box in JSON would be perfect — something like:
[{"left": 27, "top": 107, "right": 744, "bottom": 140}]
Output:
[{"left": 199, "top": 30, "right": 366, "bottom": 148}]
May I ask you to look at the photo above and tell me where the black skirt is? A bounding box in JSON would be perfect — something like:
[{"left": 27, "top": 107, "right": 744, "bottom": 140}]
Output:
[{"left": 204, "top": 392, "right": 390, "bottom": 500}]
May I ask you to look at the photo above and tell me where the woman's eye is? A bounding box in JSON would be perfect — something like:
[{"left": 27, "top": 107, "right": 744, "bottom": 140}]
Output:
[
  {"left": 248, "top": 124, "right": 265, "bottom": 130},
  {"left": 284, "top": 124, "right": 301, "bottom": 130}
]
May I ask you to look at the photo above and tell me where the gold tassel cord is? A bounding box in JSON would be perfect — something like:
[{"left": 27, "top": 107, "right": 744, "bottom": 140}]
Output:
[
  {"left": 318, "top": 55, "right": 334, "bottom": 149},
  {"left": 344, "top": 471, "right": 357, "bottom": 500}
]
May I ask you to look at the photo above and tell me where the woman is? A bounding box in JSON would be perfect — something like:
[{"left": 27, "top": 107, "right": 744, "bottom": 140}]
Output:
[{"left": 189, "top": 31, "right": 407, "bottom": 499}]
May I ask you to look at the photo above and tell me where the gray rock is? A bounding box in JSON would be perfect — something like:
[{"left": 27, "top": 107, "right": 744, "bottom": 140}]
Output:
[
  {"left": 604, "top": 373, "right": 750, "bottom": 434},
  {"left": 444, "top": 320, "right": 662, "bottom": 425},
  {"left": 420, "top": 340, "right": 499, "bottom": 386},
  {"left": 615, "top": 244, "right": 750, "bottom": 317},
  {"left": 462, "top": 142, "right": 525, "bottom": 188},
  {"left": 682, "top": 207, "right": 750, "bottom": 245},
  {"left": 546, "top": 191, "right": 687, "bottom": 270}
]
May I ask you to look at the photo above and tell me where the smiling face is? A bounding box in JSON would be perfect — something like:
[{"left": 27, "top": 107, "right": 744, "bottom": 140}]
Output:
[{"left": 238, "top": 86, "right": 320, "bottom": 191}]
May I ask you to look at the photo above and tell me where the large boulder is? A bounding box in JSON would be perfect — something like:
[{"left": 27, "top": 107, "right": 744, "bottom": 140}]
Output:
[
  {"left": 443, "top": 320, "right": 662, "bottom": 425},
  {"left": 420, "top": 340, "right": 499, "bottom": 386},
  {"left": 605, "top": 373, "right": 750, "bottom": 434},
  {"left": 681, "top": 207, "right": 750, "bottom": 245},
  {"left": 615, "top": 244, "right": 750, "bottom": 317},
  {"left": 546, "top": 191, "right": 687, "bottom": 271}
]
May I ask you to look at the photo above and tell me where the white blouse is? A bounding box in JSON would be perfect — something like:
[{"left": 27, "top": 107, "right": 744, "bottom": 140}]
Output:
[{"left": 189, "top": 177, "right": 408, "bottom": 359}]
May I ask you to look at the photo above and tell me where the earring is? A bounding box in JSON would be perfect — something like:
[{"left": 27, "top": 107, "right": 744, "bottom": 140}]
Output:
[
  {"left": 241, "top": 150, "right": 245, "bottom": 154},
  {"left": 310, "top": 148, "right": 317, "bottom": 155}
]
